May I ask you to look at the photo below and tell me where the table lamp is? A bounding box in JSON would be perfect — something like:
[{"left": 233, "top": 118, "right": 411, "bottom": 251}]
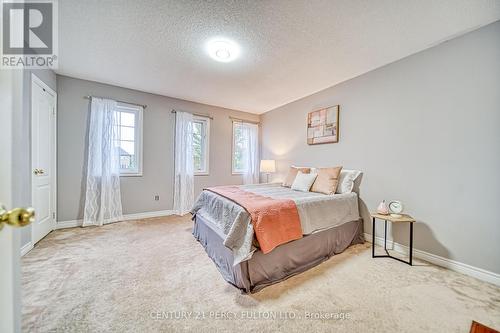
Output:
[{"left": 260, "top": 160, "right": 276, "bottom": 183}]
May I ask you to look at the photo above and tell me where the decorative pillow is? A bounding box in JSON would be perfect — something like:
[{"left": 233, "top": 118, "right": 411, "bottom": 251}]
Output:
[
  {"left": 291, "top": 171, "right": 318, "bottom": 192},
  {"left": 282, "top": 167, "right": 311, "bottom": 187},
  {"left": 293, "top": 166, "right": 317, "bottom": 174},
  {"left": 336, "top": 169, "right": 362, "bottom": 194},
  {"left": 311, "top": 166, "right": 343, "bottom": 195}
]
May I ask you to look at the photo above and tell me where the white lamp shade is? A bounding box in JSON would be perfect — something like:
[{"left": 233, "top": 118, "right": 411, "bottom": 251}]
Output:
[{"left": 260, "top": 160, "right": 276, "bottom": 173}]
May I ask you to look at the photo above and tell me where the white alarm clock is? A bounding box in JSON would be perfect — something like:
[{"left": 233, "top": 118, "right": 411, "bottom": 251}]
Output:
[{"left": 388, "top": 200, "right": 404, "bottom": 218}]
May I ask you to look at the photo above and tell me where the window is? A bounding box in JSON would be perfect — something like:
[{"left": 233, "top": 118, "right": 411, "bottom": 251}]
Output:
[
  {"left": 114, "top": 103, "right": 143, "bottom": 176},
  {"left": 232, "top": 121, "right": 259, "bottom": 175},
  {"left": 232, "top": 122, "right": 247, "bottom": 174},
  {"left": 192, "top": 116, "right": 210, "bottom": 175}
]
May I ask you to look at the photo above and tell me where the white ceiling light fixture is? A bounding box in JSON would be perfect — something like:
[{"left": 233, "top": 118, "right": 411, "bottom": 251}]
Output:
[{"left": 206, "top": 38, "right": 240, "bottom": 63}]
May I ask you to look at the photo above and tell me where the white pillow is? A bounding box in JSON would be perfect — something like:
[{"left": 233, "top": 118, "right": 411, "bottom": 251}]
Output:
[
  {"left": 291, "top": 171, "right": 318, "bottom": 192},
  {"left": 336, "top": 169, "right": 362, "bottom": 194}
]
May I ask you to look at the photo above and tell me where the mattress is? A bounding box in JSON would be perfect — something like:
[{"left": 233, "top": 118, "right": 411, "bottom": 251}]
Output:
[
  {"left": 239, "top": 183, "right": 360, "bottom": 234},
  {"left": 191, "top": 183, "right": 360, "bottom": 265}
]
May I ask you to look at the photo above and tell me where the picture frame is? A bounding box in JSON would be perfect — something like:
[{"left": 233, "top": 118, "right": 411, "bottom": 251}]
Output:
[{"left": 307, "top": 105, "right": 339, "bottom": 145}]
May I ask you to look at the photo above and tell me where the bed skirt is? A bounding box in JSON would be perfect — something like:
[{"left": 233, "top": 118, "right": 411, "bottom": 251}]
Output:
[{"left": 192, "top": 214, "right": 364, "bottom": 293}]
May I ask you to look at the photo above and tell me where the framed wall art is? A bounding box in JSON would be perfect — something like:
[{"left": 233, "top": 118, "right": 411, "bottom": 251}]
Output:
[{"left": 307, "top": 105, "right": 339, "bottom": 145}]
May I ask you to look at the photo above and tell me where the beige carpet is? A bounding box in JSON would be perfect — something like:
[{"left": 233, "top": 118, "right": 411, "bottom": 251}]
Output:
[{"left": 22, "top": 215, "right": 500, "bottom": 333}]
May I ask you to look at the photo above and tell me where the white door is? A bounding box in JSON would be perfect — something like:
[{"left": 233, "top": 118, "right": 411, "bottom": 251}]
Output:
[
  {"left": 31, "top": 74, "right": 57, "bottom": 244},
  {"left": 0, "top": 70, "right": 22, "bottom": 333}
]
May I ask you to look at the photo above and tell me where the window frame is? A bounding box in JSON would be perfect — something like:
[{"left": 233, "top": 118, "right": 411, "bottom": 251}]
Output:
[
  {"left": 231, "top": 121, "right": 246, "bottom": 175},
  {"left": 192, "top": 115, "right": 210, "bottom": 176},
  {"left": 116, "top": 103, "right": 143, "bottom": 177}
]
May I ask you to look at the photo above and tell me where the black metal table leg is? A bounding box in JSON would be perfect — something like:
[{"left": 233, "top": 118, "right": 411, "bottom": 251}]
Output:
[
  {"left": 372, "top": 217, "right": 414, "bottom": 266},
  {"left": 384, "top": 220, "right": 387, "bottom": 251},
  {"left": 409, "top": 222, "right": 413, "bottom": 266},
  {"left": 371, "top": 217, "right": 375, "bottom": 258}
]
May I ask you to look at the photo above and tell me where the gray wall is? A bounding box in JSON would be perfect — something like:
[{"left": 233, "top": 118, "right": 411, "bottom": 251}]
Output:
[
  {"left": 57, "top": 75, "right": 259, "bottom": 221},
  {"left": 15, "top": 69, "right": 57, "bottom": 249},
  {"left": 261, "top": 21, "right": 500, "bottom": 274}
]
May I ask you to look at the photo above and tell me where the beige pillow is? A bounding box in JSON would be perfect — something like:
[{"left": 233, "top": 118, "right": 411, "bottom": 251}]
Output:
[
  {"left": 282, "top": 167, "right": 311, "bottom": 187},
  {"left": 311, "top": 166, "right": 343, "bottom": 194}
]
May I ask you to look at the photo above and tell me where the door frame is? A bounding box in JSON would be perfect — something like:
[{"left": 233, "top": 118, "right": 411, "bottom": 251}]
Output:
[{"left": 31, "top": 73, "right": 57, "bottom": 244}]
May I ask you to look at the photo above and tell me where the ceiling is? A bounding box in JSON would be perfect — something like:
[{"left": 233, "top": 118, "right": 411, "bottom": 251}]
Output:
[{"left": 57, "top": 0, "right": 500, "bottom": 114}]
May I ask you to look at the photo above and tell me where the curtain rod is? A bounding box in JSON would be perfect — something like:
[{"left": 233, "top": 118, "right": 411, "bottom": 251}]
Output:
[
  {"left": 84, "top": 95, "right": 147, "bottom": 109},
  {"left": 229, "top": 116, "right": 260, "bottom": 125},
  {"left": 171, "top": 109, "right": 213, "bottom": 120}
]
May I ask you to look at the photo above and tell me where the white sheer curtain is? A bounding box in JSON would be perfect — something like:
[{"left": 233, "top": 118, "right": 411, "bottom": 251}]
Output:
[
  {"left": 173, "top": 111, "right": 194, "bottom": 215},
  {"left": 242, "top": 122, "right": 259, "bottom": 184},
  {"left": 83, "top": 98, "right": 123, "bottom": 226}
]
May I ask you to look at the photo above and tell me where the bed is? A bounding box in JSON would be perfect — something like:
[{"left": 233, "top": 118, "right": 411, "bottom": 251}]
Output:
[{"left": 191, "top": 183, "right": 364, "bottom": 293}]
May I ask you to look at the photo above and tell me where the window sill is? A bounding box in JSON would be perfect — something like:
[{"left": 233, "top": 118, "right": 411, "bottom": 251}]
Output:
[
  {"left": 120, "top": 173, "right": 143, "bottom": 177},
  {"left": 195, "top": 172, "right": 210, "bottom": 176}
]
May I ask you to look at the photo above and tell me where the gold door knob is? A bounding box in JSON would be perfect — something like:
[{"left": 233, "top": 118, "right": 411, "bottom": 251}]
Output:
[
  {"left": 0, "top": 204, "right": 35, "bottom": 230},
  {"left": 33, "top": 168, "right": 45, "bottom": 175}
]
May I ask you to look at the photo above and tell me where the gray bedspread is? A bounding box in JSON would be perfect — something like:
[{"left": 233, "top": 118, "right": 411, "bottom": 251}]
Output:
[{"left": 191, "top": 183, "right": 359, "bottom": 265}]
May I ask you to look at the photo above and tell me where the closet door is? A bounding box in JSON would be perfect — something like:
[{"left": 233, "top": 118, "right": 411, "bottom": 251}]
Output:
[{"left": 31, "top": 74, "right": 57, "bottom": 244}]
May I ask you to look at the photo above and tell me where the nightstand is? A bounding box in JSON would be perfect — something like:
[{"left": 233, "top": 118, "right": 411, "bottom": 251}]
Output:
[{"left": 371, "top": 213, "right": 415, "bottom": 265}]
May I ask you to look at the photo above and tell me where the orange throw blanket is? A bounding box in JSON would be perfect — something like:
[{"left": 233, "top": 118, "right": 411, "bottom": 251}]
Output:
[{"left": 205, "top": 186, "right": 303, "bottom": 254}]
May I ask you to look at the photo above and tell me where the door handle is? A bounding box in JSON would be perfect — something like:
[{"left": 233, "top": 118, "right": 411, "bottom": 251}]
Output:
[
  {"left": 33, "top": 168, "right": 45, "bottom": 175},
  {"left": 0, "top": 204, "right": 34, "bottom": 230}
]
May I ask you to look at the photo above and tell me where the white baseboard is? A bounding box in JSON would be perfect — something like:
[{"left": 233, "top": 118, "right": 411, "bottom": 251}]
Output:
[
  {"left": 21, "top": 241, "right": 33, "bottom": 256},
  {"left": 364, "top": 233, "right": 500, "bottom": 287},
  {"left": 56, "top": 210, "right": 176, "bottom": 229},
  {"left": 122, "top": 210, "right": 176, "bottom": 221}
]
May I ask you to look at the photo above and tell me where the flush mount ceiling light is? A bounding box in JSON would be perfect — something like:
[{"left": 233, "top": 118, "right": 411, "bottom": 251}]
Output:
[{"left": 206, "top": 39, "right": 240, "bottom": 63}]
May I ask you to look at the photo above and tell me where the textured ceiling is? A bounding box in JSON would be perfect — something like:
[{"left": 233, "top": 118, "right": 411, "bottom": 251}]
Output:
[{"left": 57, "top": 0, "right": 500, "bottom": 114}]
